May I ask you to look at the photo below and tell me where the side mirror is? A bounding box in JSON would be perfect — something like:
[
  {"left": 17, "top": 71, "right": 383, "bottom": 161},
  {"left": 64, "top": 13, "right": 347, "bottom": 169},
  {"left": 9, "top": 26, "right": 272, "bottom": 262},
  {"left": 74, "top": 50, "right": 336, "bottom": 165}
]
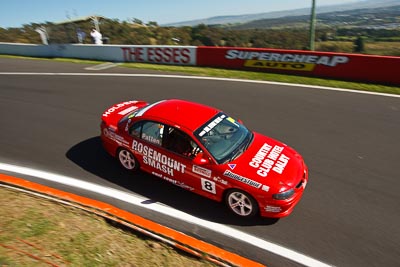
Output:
[{"left": 193, "top": 152, "right": 210, "bottom": 165}]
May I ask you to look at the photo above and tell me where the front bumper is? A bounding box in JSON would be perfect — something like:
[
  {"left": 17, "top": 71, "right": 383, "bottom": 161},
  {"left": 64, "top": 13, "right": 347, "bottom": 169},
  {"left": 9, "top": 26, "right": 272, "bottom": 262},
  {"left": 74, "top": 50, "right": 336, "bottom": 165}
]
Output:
[{"left": 259, "top": 166, "right": 308, "bottom": 218}]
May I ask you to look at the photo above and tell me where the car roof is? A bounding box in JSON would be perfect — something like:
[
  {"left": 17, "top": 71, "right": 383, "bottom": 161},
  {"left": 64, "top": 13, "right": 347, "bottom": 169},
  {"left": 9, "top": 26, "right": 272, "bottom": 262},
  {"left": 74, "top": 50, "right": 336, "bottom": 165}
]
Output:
[{"left": 142, "top": 99, "right": 220, "bottom": 132}]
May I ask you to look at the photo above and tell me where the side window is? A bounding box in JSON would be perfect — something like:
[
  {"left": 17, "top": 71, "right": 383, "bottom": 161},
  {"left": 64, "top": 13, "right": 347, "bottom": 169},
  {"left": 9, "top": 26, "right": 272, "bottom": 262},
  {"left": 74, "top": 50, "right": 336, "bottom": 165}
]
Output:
[
  {"left": 165, "top": 127, "right": 202, "bottom": 158},
  {"left": 129, "top": 121, "right": 164, "bottom": 146},
  {"left": 129, "top": 121, "right": 142, "bottom": 138},
  {"left": 142, "top": 121, "right": 164, "bottom": 145}
]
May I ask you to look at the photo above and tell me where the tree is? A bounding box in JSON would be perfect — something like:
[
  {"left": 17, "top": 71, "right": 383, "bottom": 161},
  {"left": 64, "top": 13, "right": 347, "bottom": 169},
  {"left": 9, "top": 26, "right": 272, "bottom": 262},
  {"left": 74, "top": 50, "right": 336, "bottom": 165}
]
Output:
[
  {"left": 132, "top": 18, "right": 143, "bottom": 25},
  {"left": 146, "top": 21, "right": 158, "bottom": 27},
  {"left": 354, "top": 36, "right": 365, "bottom": 53}
]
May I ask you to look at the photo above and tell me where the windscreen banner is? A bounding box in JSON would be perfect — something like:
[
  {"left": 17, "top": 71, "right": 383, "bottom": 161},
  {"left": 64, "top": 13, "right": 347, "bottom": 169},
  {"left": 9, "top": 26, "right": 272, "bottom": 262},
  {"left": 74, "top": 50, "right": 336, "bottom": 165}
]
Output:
[{"left": 196, "top": 47, "right": 400, "bottom": 85}]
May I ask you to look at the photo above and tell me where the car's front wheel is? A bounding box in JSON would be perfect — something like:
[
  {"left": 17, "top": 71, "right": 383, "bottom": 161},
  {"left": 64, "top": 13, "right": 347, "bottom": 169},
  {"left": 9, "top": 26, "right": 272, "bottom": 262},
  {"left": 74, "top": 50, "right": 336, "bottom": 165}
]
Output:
[
  {"left": 225, "top": 189, "right": 258, "bottom": 218},
  {"left": 118, "top": 148, "right": 139, "bottom": 171}
]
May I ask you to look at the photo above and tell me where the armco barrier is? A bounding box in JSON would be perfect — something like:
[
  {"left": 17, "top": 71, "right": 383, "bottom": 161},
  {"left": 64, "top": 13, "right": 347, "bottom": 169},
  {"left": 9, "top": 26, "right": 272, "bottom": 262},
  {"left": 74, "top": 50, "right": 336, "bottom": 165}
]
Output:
[
  {"left": 197, "top": 46, "right": 400, "bottom": 85},
  {"left": 0, "top": 43, "right": 52, "bottom": 58},
  {"left": 1, "top": 42, "right": 400, "bottom": 85}
]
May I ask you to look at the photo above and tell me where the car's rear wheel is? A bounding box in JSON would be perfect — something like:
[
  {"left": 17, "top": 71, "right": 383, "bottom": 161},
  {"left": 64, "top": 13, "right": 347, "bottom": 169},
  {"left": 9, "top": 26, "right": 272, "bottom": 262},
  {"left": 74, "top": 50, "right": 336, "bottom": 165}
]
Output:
[
  {"left": 225, "top": 189, "right": 258, "bottom": 218},
  {"left": 118, "top": 148, "right": 139, "bottom": 171}
]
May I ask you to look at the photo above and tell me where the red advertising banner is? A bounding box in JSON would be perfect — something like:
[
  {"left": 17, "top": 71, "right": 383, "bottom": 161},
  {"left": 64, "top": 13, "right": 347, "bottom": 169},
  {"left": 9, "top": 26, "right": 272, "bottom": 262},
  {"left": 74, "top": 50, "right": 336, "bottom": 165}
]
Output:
[{"left": 197, "top": 47, "right": 400, "bottom": 85}]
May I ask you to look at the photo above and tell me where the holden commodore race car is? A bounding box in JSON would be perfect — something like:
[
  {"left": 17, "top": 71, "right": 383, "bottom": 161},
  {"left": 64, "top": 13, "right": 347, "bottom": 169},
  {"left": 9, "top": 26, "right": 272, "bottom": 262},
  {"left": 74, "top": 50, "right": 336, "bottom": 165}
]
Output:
[{"left": 101, "top": 99, "right": 308, "bottom": 218}]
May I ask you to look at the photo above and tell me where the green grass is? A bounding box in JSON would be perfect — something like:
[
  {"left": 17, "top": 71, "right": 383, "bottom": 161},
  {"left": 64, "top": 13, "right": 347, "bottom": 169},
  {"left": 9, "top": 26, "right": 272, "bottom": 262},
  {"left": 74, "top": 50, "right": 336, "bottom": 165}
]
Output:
[
  {"left": 119, "top": 62, "right": 400, "bottom": 95},
  {"left": 1, "top": 54, "right": 400, "bottom": 95},
  {"left": 0, "top": 187, "right": 217, "bottom": 267}
]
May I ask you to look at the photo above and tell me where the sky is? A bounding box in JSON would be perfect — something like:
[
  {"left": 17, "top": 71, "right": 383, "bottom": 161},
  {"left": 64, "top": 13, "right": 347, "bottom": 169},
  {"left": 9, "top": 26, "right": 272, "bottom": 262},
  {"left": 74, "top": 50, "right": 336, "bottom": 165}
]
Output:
[{"left": 0, "top": 0, "right": 361, "bottom": 28}]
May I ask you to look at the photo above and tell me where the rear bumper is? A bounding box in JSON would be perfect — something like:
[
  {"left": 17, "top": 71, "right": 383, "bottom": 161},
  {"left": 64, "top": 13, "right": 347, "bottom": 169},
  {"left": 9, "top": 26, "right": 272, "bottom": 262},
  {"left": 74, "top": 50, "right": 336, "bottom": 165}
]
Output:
[{"left": 100, "top": 131, "right": 118, "bottom": 157}]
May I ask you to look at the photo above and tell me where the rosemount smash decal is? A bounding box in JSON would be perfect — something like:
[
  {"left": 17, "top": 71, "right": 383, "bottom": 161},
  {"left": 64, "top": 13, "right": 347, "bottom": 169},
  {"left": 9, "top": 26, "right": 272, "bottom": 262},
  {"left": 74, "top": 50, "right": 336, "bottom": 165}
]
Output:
[
  {"left": 223, "top": 170, "right": 262, "bottom": 189},
  {"left": 249, "top": 143, "right": 290, "bottom": 177},
  {"left": 225, "top": 49, "right": 349, "bottom": 72},
  {"left": 132, "top": 140, "right": 187, "bottom": 176}
]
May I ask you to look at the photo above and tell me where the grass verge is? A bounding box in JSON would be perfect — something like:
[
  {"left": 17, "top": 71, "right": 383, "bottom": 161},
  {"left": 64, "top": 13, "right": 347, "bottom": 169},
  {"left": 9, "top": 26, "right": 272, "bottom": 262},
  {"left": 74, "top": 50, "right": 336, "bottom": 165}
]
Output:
[
  {"left": 0, "top": 187, "right": 216, "bottom": 267},
  {"left": 1, "top": 55, "right": 399, "bottom": 95},
  {"left": 119, "top": 62, "right": 400, "bottom": 95}
]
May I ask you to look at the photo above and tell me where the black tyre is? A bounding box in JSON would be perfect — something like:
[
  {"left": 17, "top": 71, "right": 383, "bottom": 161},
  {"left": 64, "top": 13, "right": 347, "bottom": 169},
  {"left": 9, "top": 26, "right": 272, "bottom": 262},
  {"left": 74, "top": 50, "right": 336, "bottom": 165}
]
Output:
[
  {"left": 225, "top": 189, "right": 259, "bottom": 218},
  {"left": 117, "top": 148, "right": 139, "bottom": 171}
]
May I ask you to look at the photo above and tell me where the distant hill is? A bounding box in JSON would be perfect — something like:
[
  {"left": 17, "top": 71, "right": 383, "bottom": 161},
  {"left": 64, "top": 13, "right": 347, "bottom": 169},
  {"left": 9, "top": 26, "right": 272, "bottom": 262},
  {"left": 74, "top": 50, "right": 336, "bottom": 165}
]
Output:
[
  {"left": 234, "top": 4, "right": 400, "bottom": 29},
  {"left": 165, "top": 0, "right": 400, "bottom": 27}
]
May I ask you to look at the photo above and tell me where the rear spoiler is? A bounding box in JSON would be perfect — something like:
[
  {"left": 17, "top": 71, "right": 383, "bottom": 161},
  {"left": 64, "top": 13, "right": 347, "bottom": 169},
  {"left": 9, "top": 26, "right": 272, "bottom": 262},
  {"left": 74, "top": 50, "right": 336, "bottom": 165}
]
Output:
[{"left": 102, "top": 100, "right": 148, "bottom": 127}]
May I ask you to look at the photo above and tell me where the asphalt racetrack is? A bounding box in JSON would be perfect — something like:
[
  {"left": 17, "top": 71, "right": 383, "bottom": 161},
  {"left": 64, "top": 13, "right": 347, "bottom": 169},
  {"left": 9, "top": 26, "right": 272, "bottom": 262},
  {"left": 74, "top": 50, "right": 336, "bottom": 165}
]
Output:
[{"left": 0, "top": 58, "right": 399, "bottom": 267}]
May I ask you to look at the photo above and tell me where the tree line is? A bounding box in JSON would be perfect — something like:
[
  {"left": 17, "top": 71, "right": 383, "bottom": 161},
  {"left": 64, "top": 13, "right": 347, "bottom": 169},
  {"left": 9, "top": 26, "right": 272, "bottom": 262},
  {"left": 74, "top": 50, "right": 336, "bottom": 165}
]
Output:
[{"left": 1, "top": 18, "right": 399, "bottom": 55}]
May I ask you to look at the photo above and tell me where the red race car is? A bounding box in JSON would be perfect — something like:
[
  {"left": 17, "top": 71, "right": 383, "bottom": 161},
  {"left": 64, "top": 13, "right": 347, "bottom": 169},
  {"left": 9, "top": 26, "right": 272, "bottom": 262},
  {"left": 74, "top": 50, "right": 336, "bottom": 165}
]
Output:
[{"left": 101, "top": 99, "right": 308, "bottom": 218}]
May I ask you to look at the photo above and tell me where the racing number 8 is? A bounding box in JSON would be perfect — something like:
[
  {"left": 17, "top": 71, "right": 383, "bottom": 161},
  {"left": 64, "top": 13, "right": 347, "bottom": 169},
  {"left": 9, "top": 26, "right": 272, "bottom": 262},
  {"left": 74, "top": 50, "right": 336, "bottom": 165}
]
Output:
[{"left": 201, "top": 178, "right": 216, "bottom": 194}]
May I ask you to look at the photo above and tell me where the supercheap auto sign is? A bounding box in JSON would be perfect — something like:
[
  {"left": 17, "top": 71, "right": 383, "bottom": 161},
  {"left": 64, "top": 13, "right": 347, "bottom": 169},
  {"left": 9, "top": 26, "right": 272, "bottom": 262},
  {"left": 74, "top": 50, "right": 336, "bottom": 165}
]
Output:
[
  {"left": 196, "top": 46, "right": 400, "bottom": 84},
  {"left": 226, "top": 49, "right": 349, "bottom": 71},
  {"left": 197, "top": 47, "right": 350, "bottom": 72}
]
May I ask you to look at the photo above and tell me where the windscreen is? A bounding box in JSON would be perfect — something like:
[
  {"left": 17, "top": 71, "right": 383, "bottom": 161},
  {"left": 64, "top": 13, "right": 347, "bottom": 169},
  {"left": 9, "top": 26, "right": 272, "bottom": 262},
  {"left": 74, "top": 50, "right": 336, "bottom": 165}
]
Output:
[{"left": 194, "top": 113, "right": 253, "bottom": 164}]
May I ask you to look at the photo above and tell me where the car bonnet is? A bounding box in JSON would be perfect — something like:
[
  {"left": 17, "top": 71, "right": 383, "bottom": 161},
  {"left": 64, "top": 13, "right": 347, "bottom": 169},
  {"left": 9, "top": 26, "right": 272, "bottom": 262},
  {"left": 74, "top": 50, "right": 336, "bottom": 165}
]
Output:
[{"left": 222, "top": 132, "right": 305, "bottom": 193}]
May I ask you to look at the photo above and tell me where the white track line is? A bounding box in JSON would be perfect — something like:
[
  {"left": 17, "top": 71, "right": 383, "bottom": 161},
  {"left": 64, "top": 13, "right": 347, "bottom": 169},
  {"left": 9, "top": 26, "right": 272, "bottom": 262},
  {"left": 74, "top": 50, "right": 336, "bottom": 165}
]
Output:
[
  {"left": 0, "top": 162, "right": 333, "bottom": 267},
  {"left": 84, "top": 62, "right": 120, "bottom": 70},
  {"left": 0, "top": 72, "right": 398, "bottom": 98}
]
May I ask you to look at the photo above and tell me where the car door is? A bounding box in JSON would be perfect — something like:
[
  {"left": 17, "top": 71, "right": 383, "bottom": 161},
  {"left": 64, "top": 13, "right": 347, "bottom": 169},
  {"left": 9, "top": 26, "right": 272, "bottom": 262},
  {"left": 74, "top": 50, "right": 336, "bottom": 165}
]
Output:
[
  {"left": 124, "top": 120, "right": 196, "bottom": 191},
  {"left": 162, "top": 125, "right": 223, "bottom": 200},
  {"left": 125, "top": 119, "right": 222, "bottom": 199},
  {"left": 128, "top": 120, "right": 179, "bottom": 174}
]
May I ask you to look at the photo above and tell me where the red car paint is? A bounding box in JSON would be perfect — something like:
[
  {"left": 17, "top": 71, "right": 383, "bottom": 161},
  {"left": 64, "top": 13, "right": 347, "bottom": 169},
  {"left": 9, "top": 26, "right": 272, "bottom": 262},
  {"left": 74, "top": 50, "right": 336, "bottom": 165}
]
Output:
[{"left": 101, "top": 99, "right": 308, "bottom": 218}]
